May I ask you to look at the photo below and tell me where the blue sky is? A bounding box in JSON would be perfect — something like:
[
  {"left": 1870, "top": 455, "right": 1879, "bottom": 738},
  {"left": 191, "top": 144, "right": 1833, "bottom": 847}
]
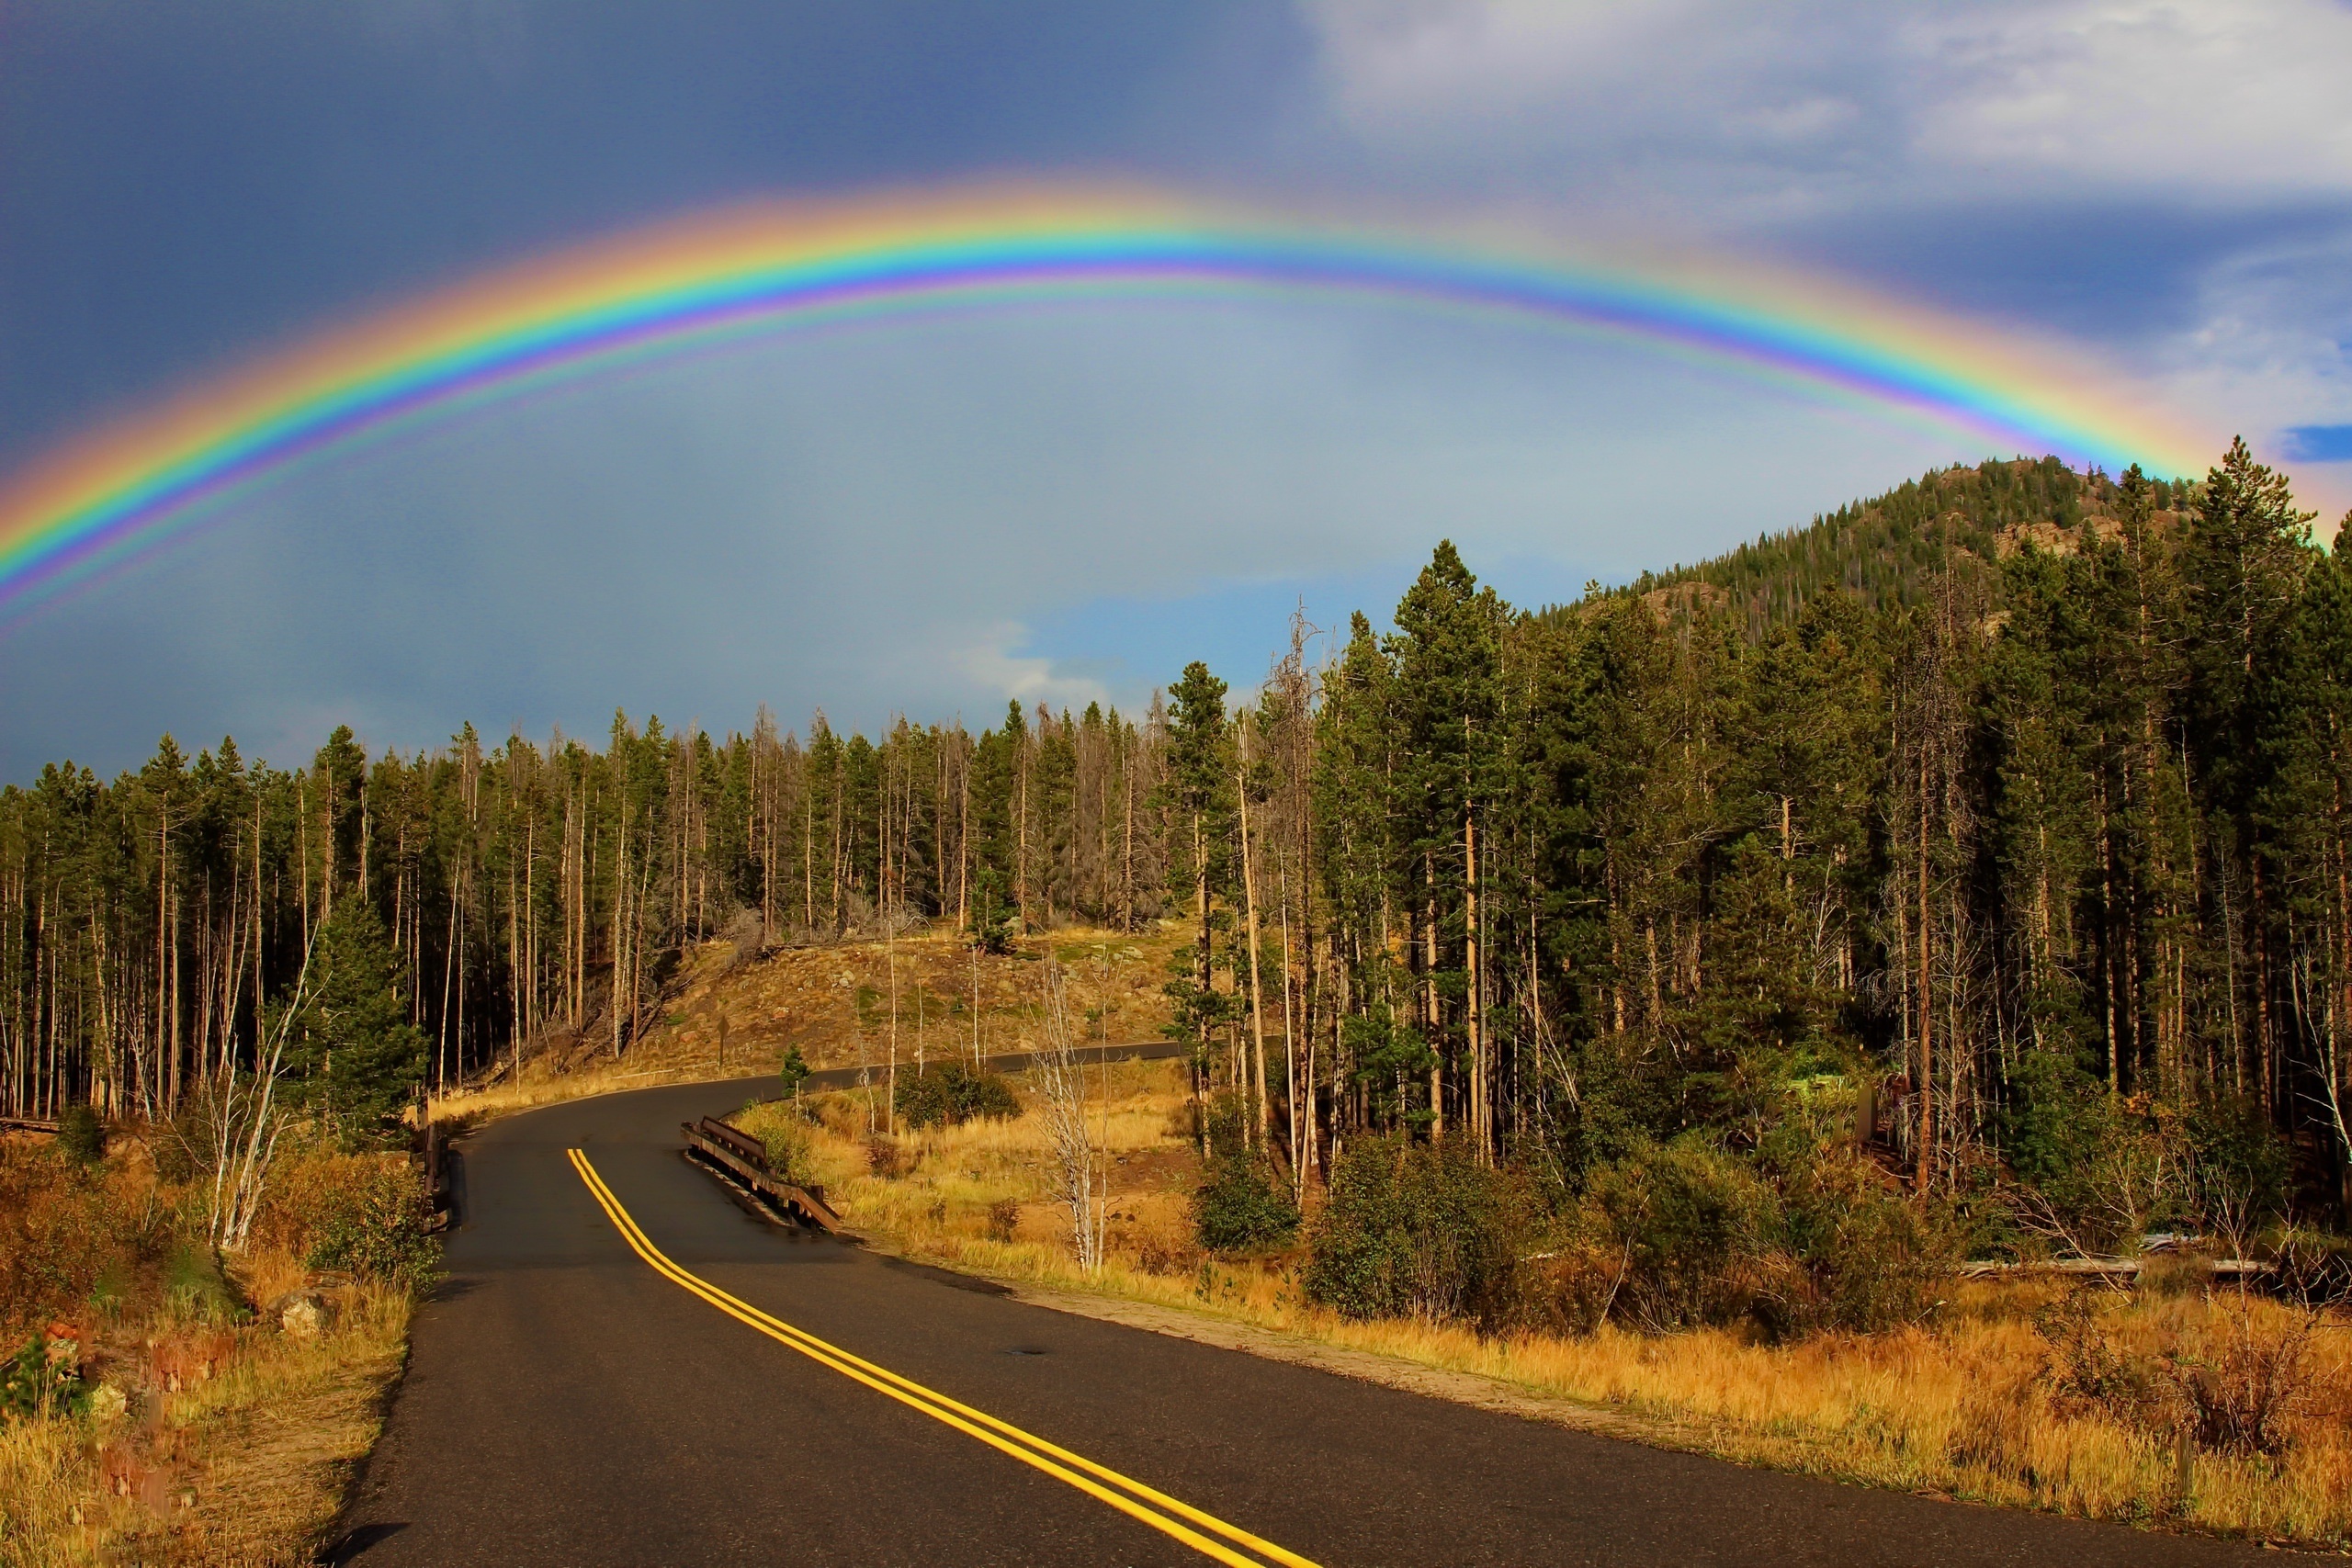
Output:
[{"left": 4, "top": 0, "right": 2350, "bottom": 778}]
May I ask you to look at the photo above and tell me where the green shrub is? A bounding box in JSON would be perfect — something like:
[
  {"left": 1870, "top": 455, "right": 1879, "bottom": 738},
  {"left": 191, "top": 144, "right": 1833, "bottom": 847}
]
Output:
[
  {"left": 55, "top": 1105, "right": 104, "bottom": 1167},
  {"left": 0, "top": 1335, "right": 85, "bottom": 1422},
  {"left": 1996, "top": 1051, "right": 2211, "bottom": 1252},
  {"left": 894, "top": 1062, "right": 1020, "bottom": 1130},
  {"left": 162, "top": 1245, "right": 246, "bottom": 1325},
  {"left": 2181, "top": 1094, "right": 2290, "bottom": 1247},
  {"left": 1193, "top": 1151, "right": 1298, "bottom": 1254},
  {"left": 1566, "top": 1134, "right": 1951, "bottom": 1337},
  {"left": 756, "top": 1115, "right": 816, "bottom": 1187},
  {"left": 1576, "top": 1136, "right": 1785, "bottom": 1331},
  {"left": 1775, "top": 1147, "right": 1952, "bottom": 1333},
  {"left": 1539, "top": 1033, "right": 1674, "bottom": 1190},
  {"left": 1306, "top": 1136, "right": 1530, "bottom": 1324},
  {"left": 305, "top": 1160, "right": 439, "bottom": 1289}
]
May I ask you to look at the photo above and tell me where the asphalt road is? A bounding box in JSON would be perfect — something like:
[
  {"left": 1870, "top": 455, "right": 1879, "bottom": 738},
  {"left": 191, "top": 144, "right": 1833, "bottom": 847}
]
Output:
[{"left": 334, "top": 1064, "right": 2292, "bottom": 1567}]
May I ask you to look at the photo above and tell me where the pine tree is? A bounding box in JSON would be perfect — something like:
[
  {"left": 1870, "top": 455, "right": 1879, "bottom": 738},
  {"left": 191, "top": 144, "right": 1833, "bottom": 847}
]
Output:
[
  {"left": 281, "top": 899, "right": 426, "bottom": 1145},
  {"left": 1159, "top": 662, "right": 1235, "bottom": 1145}
]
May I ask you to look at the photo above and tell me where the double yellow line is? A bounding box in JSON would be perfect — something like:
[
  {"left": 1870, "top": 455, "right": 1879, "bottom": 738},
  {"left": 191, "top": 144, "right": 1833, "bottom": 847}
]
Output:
[{"left": 566, "top": 1148, "right": 1319, "bottom": 1568}]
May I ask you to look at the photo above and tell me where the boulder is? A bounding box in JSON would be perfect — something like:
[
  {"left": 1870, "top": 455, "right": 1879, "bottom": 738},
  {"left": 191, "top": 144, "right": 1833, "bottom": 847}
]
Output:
[{"left": 268, "top": 1290, "right": 335, "bottom": 1339}]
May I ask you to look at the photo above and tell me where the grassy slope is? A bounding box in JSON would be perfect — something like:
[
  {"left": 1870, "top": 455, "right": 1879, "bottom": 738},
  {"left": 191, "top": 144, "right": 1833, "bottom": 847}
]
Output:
[{"left": 432, "top": 925, "right": 1186, "bottom": 1126}]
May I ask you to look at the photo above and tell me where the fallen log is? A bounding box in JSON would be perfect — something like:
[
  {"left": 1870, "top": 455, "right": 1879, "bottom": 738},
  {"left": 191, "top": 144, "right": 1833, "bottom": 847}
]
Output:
[{"left": 1955, "top": 1257, "right": 2269, "bottom": 1279}]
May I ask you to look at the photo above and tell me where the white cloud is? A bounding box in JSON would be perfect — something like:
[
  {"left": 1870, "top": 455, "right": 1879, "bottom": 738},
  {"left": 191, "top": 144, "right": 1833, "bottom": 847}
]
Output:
[
  {"left": 1305, "top": 0, "right": 2352, "bottom": 209},
  {"left": 943, "top": 622, "right": 1112, "bottom": 716},
  {"left": 1300, "top": 0, "right": 2352, "bottom": 501},
  {"left": 2140, "top": 220, "right": 2352, "bottom": 513},
  {"left": 1903, "top": 2, "right": 2352, "bottom": 195},
  {"left": 1304, "top": 0, "right": 1894, "bottom": 220}
]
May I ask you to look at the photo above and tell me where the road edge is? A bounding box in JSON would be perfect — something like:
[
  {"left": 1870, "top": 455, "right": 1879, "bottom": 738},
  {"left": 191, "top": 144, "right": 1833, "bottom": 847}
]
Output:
[
  {"left": 838, "top": 1223, "right": 1730, "bottom": 1461},
  {"left": 1001, "top": 1281, "right": 1712, "bottom": 1452},
  {"left": 837, "top": 1235, "right": 2342, "bottom": 1558}
]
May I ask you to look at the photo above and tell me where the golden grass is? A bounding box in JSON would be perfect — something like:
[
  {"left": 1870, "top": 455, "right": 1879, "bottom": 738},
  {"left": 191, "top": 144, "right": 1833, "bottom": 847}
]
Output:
[
  {"left": 0, "top": 1411, "right": 119, "bottom": 1565},
  {"left": 732, "top": 1066, "right": 2352, "bottom": 1550},
  {"left": 125, "top": 1280, "right": 411, "bottom": 1567}
]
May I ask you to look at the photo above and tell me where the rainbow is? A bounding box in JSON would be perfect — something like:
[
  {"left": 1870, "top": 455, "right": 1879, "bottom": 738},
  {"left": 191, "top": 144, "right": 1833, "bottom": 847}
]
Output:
[{"left": 0, "top": 186, "right": 2205, "bottom": 622}]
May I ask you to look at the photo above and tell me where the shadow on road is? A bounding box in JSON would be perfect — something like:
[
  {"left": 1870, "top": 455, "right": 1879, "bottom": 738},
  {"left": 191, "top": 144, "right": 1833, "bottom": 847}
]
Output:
[{"left": 324, "top": 1522, "right": 408, "bottom": 1562}]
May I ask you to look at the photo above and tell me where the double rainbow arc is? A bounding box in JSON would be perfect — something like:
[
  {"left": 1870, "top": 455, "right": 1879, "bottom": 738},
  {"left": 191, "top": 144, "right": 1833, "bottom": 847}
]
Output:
[{"left": 0, "top": 188, "right": 2204, "bottom": 623}]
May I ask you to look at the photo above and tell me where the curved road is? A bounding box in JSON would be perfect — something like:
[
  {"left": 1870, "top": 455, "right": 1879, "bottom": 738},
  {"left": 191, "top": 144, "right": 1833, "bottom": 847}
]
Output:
[{"left": 335, "top": 1068, "right": 2287, "bottom": 1566}]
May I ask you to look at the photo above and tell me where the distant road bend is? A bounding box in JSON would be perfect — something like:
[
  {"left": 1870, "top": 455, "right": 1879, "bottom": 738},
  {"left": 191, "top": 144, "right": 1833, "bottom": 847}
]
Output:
[{"left": 337, "top": 1058, "right": 2292, "bottom": 1566}]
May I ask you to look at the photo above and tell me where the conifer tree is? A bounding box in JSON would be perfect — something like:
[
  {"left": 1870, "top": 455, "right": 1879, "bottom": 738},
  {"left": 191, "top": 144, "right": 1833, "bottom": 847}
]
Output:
[{"left": 281, "top": 899, "right": 426, "bottom": 1144}]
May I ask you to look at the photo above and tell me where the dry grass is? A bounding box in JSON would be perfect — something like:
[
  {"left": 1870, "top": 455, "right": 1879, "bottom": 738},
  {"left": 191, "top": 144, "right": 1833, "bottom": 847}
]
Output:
[
  {"left": 0, "top": 1411, "right": 116, "bottom": 1565},
  {"left": 733, "top": 1065, "right": 2352, "bottom": 1550},
  {"left": 121, "top": 1280, "right": 410, "bottom": 1567},
  {"left": 426, "top": 1059, "right": 766, "bottom": 1127}
]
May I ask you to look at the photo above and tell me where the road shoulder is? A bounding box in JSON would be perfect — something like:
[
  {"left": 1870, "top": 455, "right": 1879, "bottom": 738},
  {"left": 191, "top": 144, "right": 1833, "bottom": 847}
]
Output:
[{"left": 1006, "top": 1280, "right": 1696, "bottom": 1450}]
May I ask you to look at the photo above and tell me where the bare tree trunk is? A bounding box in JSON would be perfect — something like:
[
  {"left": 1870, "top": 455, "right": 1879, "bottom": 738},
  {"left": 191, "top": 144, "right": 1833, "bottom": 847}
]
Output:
[
  {"left": 2255, "top": 855, "right": 2276, "bottom": 1122},
  {"left": 1238, "top": 735, "right": 1269, "bottom": 1152},
  {"left": 1035, "top": 958, "right": 1104, "bottom": 1273},
  {"left": 1424, "top": 859, "right": 1442, "bottom": 1145},
  {"left": 1194, "top": 808, "right": 1211, "bottom": 1160},
  {"left": 612, "top": 798, "right": 630, "bottom": 1058},
  {"left": 441, "top": 875, "right": 461, "bottom": 1090},
  {"left": 1280, "top": 863, "right": 1301, "bottom": 1197},
  {"left": 1466, "top": 807, "right": 1484, "bottom": 1161},
  {"left": 1917, "top": 755, "right": 1933, "bottom": 1194},
  {"left": 153, "top": 804, "right": 167, "bottom": 1115},
  {"left": 886, "top": 922, "right": 899, "bottom": 1134},
  {"left": 958, "top": 735, "right": 972, "bottom": 932},
  {"left": 1017, "top": 729, "right": 1031, "bottom": 928}
]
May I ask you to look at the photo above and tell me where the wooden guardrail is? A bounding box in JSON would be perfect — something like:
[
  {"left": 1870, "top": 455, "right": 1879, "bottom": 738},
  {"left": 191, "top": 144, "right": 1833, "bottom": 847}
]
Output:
[
  {"left": 409, "top": 1117, "right": 455, "bottom": 1232},
  {"left": 682, "top": 1116, "right": 842, "bottom": 1233}
]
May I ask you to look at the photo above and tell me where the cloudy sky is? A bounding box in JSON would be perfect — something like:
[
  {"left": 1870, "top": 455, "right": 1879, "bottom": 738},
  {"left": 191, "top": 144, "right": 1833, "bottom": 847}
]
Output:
[{"left": 4, "top": 0, "right": 2349, "bottom": 779}]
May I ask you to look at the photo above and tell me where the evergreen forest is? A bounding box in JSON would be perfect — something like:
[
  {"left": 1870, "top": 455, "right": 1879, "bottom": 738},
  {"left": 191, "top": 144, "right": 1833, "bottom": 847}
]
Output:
[{"left": 8, "top": 439, "right": 2352, "bottom": 1235}]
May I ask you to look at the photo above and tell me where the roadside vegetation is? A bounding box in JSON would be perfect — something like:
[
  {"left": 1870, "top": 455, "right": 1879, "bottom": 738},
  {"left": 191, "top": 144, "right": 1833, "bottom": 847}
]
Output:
[
  {"left": 736, "top": 1054, "right": 2352, "bottom": 1548},
  {"left": 0, "top": 900, "right": 440, "bottom": 1565},
  {"left": 0, "top": 1125, "right": 435, "bottom": 1566}
]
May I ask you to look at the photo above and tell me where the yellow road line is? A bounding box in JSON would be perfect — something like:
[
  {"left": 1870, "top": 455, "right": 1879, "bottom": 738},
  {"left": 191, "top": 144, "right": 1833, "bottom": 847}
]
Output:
[{"left": 566, "top": 1147, "right": 1320, "bottom": 1568}]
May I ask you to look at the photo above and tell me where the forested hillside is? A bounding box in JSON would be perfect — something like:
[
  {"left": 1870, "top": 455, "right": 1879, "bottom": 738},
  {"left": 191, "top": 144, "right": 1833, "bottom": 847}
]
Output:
[
  {"left": 1611, "top": 453, "right": 2199, "bottom": 636},
  {"left": 7, "top": 439, "right": 2351, "bottom": 1235}
]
